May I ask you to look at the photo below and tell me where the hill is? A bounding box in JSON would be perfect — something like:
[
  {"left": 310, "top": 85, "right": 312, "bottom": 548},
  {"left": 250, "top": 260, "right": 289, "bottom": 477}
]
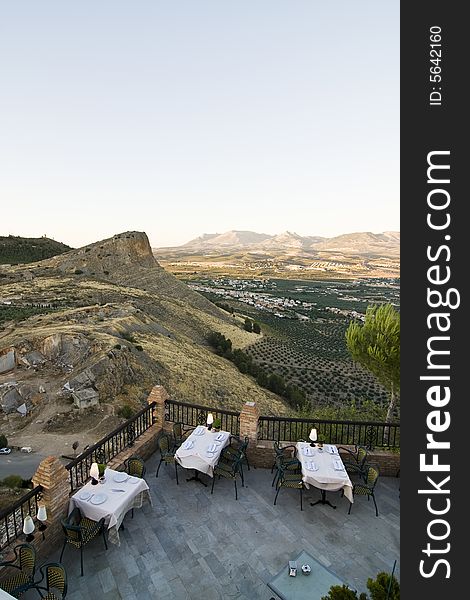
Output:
[
  {"left": 182, "top": 230, "right": 272, "bottom": 248},
  {"left": 0, "top": 236, "right": 72, "bottom": 265},
  {"left": 0, "top": 232, "right": 291, "bottom": 455}
]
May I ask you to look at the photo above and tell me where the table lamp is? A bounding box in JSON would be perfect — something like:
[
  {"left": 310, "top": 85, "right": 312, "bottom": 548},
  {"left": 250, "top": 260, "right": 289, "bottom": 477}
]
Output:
[
  {"left": 206, "top": 413, "right": 214, "bottom": 430},
  {"left": 90, "top": 462, "right": 100, "bottom": 485},
  {"left": 309, "top": 428, "right": 318, "bottom": 447},
  {"left": 23, "top": 515, "right": 35, "bottom": 542},
  {"left": 37, "top": 505, "right": 47, "bottom": 540}
]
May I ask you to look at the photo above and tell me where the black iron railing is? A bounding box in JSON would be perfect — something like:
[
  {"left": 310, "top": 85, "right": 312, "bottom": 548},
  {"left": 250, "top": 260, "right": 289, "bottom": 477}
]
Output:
[
  {"left": 165, "top": 399, "right": 240, "bottom": 436},
  {"left": 65, "top": 402, "right": 156, "bottom": 493},
  {"left": 258, "top": 416, "right": 400, "bottom": 449},
  {"left": 0, "top": 485, "right": 43, "bottom": 551}
]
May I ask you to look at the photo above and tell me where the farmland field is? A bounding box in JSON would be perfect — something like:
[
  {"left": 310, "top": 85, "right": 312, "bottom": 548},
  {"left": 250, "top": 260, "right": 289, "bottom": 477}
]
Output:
[{"left": 188, "top": 277, "right": 400, "bottom": 414}]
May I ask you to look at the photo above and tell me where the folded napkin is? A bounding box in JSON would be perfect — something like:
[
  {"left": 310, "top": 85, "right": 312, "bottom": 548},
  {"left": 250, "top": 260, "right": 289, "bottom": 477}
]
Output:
[
  {"left": 333, "top": 459, "right": 344, "bottom": 471},
  {"left": 207, "top": 443, "right": 217, "bottom": 453},
  {"left": 303, "top": 447, "right": 313, "bottom": 456},
  {"left": 306, "top": 461, "right": 318, "bottom": 471},
  {"left": 194, "top": 426, "right": 205, "bottom": 435},
  {"left": 326, "top": 445, "right": 338, "bottom": 454},
  {"left": 182, "top": 439, "right": 194, "bottom": 450},
  {"left": 215, "top": 433, "right": 226, "bottom": 441}
]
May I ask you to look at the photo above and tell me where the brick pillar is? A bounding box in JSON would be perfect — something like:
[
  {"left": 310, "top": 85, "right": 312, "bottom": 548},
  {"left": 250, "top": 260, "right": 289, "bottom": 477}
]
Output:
[
  {"left": 31, "top": 456, "right": 71, "bottom": 559},
  {"left": 147, "top": 384, "right": 169, "bottom": 432},
  {"left": 239, "top": 401, "right": 260, "bottom": 466}
]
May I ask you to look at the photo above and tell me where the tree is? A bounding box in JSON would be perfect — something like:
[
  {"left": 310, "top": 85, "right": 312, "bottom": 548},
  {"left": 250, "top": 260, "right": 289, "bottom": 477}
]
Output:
[
  {"left": 244, "top": 318, "right": 253, "bottom": 332},
  {"left": 252, "top": 322, "right": 261, "bottom": 334},
  {"left": 321, "top": 585, "right": 367, "bottom": 600},
  {"left": 267, "top": 373, "right": 286, "bottom": 396},
  {"left": 0, "top": 434, "right": 8, "bottom": 448},
  {"left": 366, "top": 571, "right": 400, "bottom": 600},
  {"left": 345, "top": 304, "right": 400, "bottom": 423}
]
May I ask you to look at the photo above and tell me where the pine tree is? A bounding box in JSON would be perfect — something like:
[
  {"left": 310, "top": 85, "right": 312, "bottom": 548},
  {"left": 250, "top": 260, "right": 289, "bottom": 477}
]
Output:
[{"left": 345, "top": 304, "right": 400, "bottom": 423}]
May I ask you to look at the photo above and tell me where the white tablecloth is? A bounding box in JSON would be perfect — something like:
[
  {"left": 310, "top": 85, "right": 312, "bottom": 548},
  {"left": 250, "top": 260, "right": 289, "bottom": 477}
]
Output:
[
  {"left": 296, "top": 442, "right": 354, "bottom": 503},
  {"left": 175, "top": 426, "right": 230, "bottom": 476},
  {"left": 69, "top": 468, "right": 151, "bottom": 545}
]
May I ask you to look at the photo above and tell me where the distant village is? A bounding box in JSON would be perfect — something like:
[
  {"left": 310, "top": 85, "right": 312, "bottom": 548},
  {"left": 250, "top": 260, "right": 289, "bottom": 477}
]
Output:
[{"left": 188, "top": 278, "right": 368, "bottom": 321}]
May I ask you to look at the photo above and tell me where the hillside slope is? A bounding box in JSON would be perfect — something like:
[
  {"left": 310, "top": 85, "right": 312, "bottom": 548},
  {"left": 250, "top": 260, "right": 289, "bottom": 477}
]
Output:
[
  {"left": 0, "top": 232, "right": 290, "bottom": 454},
  {"left": 0, "top": 236, "right": 72, "bottom": 264}
]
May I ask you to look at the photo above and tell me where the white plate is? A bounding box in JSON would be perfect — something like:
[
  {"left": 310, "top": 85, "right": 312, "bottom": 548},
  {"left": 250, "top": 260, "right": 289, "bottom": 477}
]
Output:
[
  {"left": 90, "top": 493, "right": 108, "bottom": 505},
  {"left": 194, "top": 428, "right": 205, "bottom": 436},
  {"left": 129, "top": 477, "right": 140, "bottom": 484},
  {"left": 113, "top": 472, "right": 129, "bottom": 483},
  {"left": 79, "top": 491, "right": 92, "bottom": 500},
  {"left": 182, "top": 440, "right": 194, "bottom": 449}
]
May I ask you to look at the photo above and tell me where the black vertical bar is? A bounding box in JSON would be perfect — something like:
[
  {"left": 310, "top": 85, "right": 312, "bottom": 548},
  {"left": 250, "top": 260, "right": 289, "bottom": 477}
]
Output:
[{"left": 402, "top": 2, "right": 465, "bottom": 596}]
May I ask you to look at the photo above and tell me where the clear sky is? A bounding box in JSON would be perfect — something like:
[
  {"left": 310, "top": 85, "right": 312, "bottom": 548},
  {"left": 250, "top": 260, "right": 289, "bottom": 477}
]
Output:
[{"left": 0, "top": 1, "right": 399, "bottom": 249}]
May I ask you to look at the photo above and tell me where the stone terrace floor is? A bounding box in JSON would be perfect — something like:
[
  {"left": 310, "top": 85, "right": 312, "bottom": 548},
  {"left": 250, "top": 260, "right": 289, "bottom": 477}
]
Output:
[{"left": 33, "top": 452, "right": 399, "bottom": 600}]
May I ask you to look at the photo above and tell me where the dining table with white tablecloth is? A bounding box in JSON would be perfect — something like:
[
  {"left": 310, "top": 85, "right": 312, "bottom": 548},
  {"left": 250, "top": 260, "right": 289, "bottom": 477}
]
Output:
[
  {"left": 68, "top": 468, "right": 151, "bottom": 545},
  {"left": 295, "top": 442, "right": 354, "bottom": 503},
  {"left": 175, "top": 425, "right": 230, "bottom": 476}
]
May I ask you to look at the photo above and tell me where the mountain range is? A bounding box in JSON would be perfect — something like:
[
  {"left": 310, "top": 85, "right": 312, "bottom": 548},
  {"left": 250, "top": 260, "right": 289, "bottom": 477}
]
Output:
[{"left": 159, "top": 230, "right": 400, "bottom": 257}]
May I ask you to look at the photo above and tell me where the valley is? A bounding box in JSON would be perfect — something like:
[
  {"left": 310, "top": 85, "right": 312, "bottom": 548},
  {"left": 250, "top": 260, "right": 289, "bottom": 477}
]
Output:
[{"left": 188, "top": 277, "right": 400, "bottom": 417}]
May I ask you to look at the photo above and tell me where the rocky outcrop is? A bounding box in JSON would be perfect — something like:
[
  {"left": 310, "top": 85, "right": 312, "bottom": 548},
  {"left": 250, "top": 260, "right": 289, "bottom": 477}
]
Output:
[
  {"left": 0, "top": 382, "right": 33, "bottom": 414},
  {"left": 0, "top": 348, "right": 15, "bottom": 374},
  {"left": 48, "top": 231, "right": 158, "bottom": 278},
  {"left": 40, "top": 333, "right": 94, "bottom": 367}
]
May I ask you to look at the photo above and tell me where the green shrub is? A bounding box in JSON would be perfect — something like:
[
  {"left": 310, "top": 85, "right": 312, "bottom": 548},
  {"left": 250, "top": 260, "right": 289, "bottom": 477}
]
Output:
[
  {"left": 253, "top": 322, "right": 261, "bottom": 334},
  {"left": 134, "top": 345, "right": 144, "bottom": 351},
  {"left": 366, "top": 572, "right": 400, "bottom": 600},
  {"left": 244, "top": 318, "right": 253, "bottom": 332},
  {"left": 207, "top": 332, "right": 232, "bottom": 355},
  {"left": 118, "top": 405, "right": 134, "bottom": 419},
  {"left": 321, "top": 585, "right": 367, "bottom": 600},
  {"left": 0, "top": 434, "right": 8, "bottom": 448},
  {"left": 2, "top": 475, "right": 23, "bottom": 489},
  {"left": 121, "top": 332, "right": 137, "bottom": 343},
  {"left": 267, "top": 373, "right": 286, "bottom": 396},
  {"left": 74, "top": 269, "right": 83, "bottom": 275}
]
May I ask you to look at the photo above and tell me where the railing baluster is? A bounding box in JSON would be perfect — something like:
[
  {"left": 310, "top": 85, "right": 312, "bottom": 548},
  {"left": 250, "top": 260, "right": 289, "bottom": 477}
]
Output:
[
  {"left": 0, "top": 486, "right": 44, "bottom": 551},
  {"left": 256, "top": 415, "right": 399, "bottom": 448}
]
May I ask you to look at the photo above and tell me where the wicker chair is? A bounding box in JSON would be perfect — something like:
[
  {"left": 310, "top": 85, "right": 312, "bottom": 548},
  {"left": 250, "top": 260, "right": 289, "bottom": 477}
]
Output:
[
  {"left": 125, "top": 456, "right": 146, "bottom": 478},
  {"left": 223, "top": 435, "right": 251, "bottom": 485},
  {"left": 155, "top": 433, "right": 179, "bottom": 484},
  {"left": 34, "top": 562, "right": 67, "bottom": 599},
  {"left": 348, "top": 464, "right": 380, "bottom": 516},
  {"left": 0, "top": 543, "right": 36, "bottom": 597},
  {"left": 59, "top": 507, "right": 107, "bottom": 576},
  {"left": 273, "top": 460, "right": 304, "bottom": 511},
  {"left": 172, "top": 422, "right": 192, "bottom": 448},
  {"left": 271, "top": 442, "right": 299, "bottom": 488},
  {"left": 125, "top": 456, "right": 146, "bottom": 517},
  {"left": 338, "top": 445, "right": 369, "bottom": 479},
  {"left": 211, "top": 449, "right": 244, "bottom": 500}
]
